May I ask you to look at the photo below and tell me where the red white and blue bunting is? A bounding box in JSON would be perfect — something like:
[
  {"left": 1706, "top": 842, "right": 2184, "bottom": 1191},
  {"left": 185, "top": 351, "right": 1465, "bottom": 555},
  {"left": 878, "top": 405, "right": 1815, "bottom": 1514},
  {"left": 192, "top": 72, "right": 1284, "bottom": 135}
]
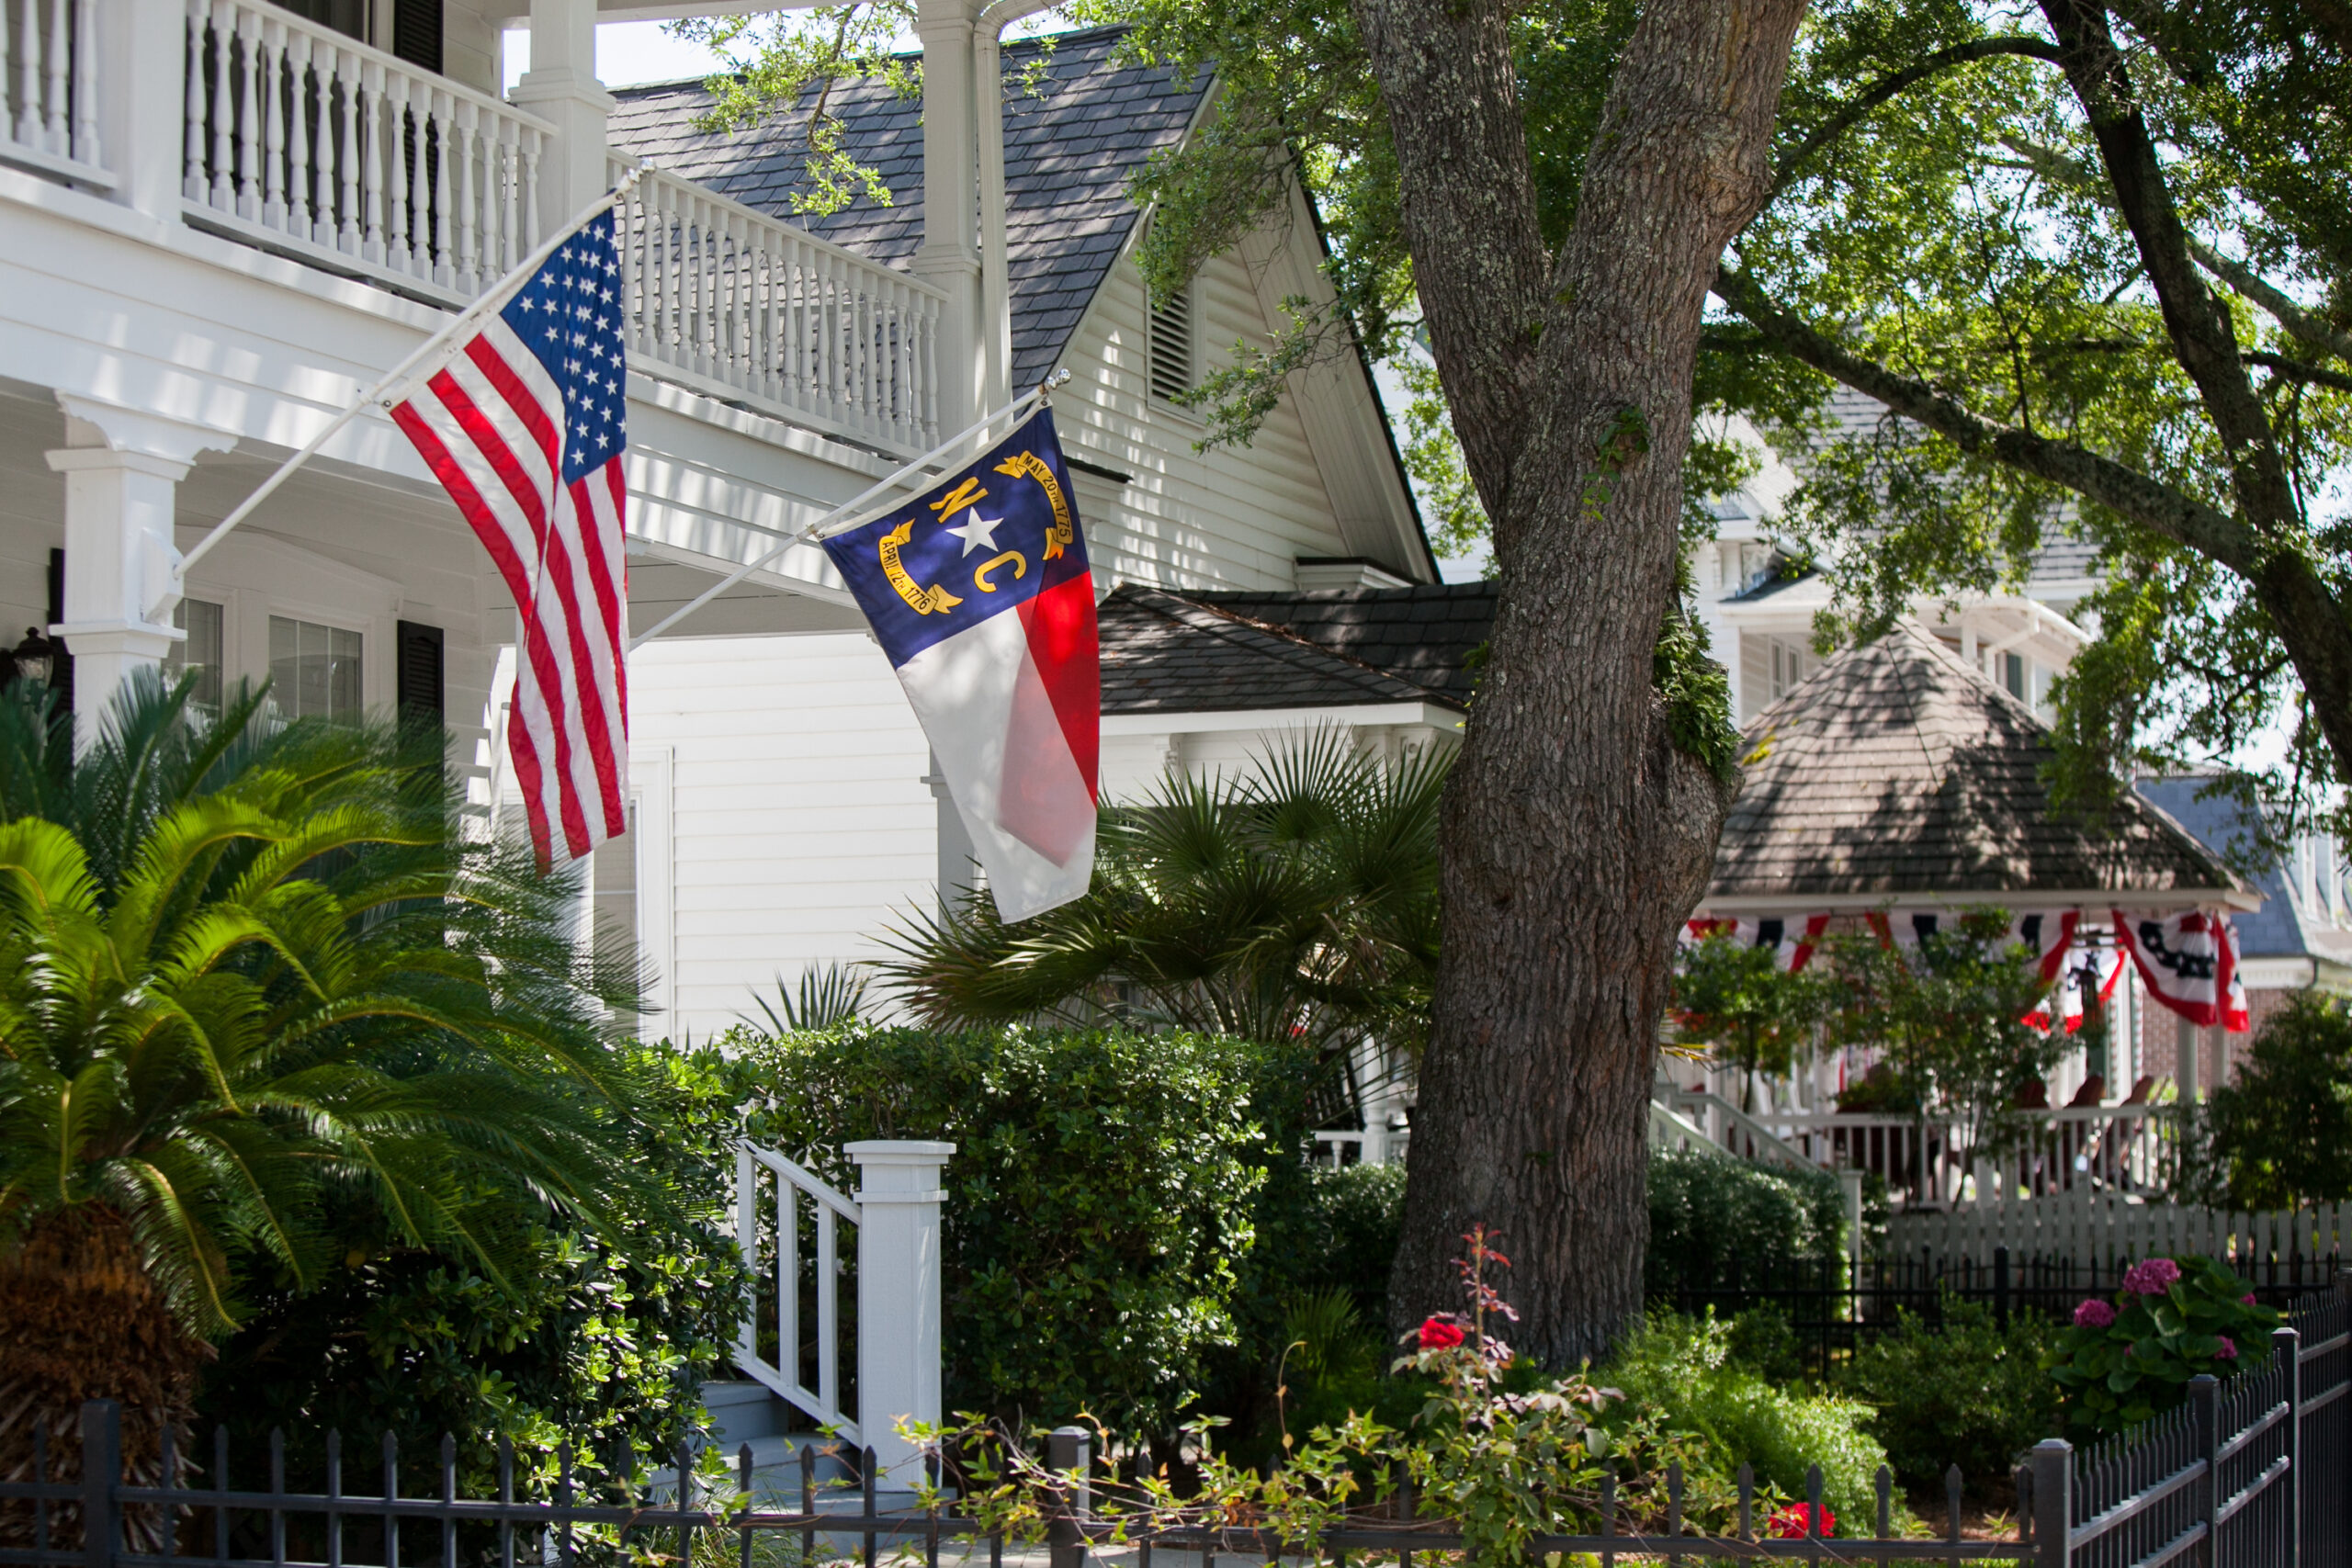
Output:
[{"left": 1685, "top": 907, "right": 2250, "bottom": 1033}]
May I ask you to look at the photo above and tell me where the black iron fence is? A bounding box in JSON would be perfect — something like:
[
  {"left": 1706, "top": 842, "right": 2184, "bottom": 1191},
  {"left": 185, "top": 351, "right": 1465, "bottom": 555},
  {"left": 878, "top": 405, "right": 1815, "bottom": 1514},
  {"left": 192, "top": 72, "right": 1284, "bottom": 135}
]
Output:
[
  {"left": 1660, "top": 1246, "right": 2346, "bottom": 1379},
  {"left": 4, "top": 1283, "right": 2346, "bottom": 1568}
]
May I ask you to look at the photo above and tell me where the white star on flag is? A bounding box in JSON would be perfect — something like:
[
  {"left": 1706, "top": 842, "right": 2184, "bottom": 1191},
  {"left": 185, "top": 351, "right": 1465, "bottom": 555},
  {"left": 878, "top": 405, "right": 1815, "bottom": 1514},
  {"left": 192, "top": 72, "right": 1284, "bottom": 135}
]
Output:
[{"left": 945, "top": 511, "right": 1004, "bottom": 555}]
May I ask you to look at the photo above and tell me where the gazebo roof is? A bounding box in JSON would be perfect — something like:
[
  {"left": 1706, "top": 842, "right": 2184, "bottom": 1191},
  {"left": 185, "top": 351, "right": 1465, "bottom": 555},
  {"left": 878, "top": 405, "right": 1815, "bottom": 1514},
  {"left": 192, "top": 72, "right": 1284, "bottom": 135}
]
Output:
[{"left": 1702, "top": 621, "right": 2253, "bottom": 913}]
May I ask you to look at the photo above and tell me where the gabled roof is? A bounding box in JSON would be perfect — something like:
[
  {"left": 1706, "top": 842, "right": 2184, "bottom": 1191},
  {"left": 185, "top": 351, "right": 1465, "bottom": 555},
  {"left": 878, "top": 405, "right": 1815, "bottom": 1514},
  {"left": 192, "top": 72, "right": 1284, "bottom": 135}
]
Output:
[
  {"left": 606, "top": 28, "right": 1210, "bottom": 393},
  {"left": 1708, "top": 621, "right": 2247, "bottom": 906},
  {"left": 2134, "top": 777, "right": 2352, "bottom": 966},
  {"left": 1098, "top": 586, "right": 1448, "bottom": 715},
  {"left": 1189, "top": 582, "right": 1496, "bottom": 706}
]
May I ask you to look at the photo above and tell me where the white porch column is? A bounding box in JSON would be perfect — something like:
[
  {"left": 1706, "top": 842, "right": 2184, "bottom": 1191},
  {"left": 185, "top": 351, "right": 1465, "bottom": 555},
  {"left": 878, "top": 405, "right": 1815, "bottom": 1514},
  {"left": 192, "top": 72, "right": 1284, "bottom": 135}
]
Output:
[
  {"left": 914, "top": 0, "right": 983, "bottom": 434},
  {"left": 510, "top": 0, "right": 613, "bottom": 231},
  {"left": 45, "top": 396, "right": 235, "bottom": 740},
  {"left": 846, "top": 1139, "right": 955, "bottom": 1491},
  {"left": 96, "top": 0, "right": 187, "bottom": 220},
  {"left": 974, "top": 23, "right": 1012, "bottom": 410}
]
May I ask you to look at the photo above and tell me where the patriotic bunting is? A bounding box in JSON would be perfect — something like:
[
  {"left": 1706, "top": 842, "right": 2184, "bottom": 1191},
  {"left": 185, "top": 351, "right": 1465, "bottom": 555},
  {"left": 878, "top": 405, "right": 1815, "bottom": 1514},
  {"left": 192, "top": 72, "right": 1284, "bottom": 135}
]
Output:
[
  {"left": 1681, "top": 914, "right": 1832, "bottom": 973},
  {"left": 2113, "top": 908, "right": 2251, "bottom": 1032}
]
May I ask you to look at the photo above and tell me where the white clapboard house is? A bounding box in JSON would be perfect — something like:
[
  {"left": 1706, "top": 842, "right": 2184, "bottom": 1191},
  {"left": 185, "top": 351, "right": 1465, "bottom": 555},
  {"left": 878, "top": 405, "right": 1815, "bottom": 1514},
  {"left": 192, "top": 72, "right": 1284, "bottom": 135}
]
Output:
[{"left": 0, "top": 0, "right": 1448, "bottom": 1037}]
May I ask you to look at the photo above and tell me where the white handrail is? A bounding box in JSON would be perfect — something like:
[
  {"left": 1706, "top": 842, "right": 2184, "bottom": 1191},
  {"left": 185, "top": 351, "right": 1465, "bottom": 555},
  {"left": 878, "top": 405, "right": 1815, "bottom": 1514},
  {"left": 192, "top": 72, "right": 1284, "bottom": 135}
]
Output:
[
  {"left": 0, "top": 0, "right": 104, "bottom": 178},
  {"left": 735, "top": 1142, "right": 860, "bottom": 1442},
  {"left": 182, "top": 0, "right": 552, "bottom": 302},
  {"left": 611, "top": 158, "right": 945, "bottom": 453}
]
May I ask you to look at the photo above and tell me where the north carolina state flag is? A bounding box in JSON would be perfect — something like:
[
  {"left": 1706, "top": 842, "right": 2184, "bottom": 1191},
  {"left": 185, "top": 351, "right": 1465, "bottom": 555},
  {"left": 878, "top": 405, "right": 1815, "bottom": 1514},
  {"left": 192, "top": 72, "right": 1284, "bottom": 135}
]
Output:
[{"left": 822, "top": 410, "right": 1097, "bottom": 922}]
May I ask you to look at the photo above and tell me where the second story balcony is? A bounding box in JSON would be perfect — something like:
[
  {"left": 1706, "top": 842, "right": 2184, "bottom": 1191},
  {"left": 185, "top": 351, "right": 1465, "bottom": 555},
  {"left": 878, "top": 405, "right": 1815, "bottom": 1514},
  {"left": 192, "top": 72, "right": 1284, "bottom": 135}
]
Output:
[{"left": 2, "top": 0, "right": 947, "bottom": 457}]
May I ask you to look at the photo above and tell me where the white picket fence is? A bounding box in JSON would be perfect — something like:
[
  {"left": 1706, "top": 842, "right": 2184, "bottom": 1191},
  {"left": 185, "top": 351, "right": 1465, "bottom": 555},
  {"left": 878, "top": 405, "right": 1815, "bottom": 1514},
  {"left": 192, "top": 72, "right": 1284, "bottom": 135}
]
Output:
[
  {"left": 1889, "top": 1191, "right": 2352, "bottom": 1269},
  {"left": 181, "top": 0, "right": 549, "bottom": 301},
  {"left": 610, "top": 159, "right": 944, "bottom": 453},
  {"left": 731, "top": 1139, "right": 951, "bottom": 1486}
]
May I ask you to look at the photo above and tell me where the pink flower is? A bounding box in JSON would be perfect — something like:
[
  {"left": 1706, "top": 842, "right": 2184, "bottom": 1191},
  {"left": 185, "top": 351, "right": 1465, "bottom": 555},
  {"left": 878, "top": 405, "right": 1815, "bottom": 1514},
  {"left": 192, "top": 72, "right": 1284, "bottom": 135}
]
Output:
[
  {"left": 2075, "top": 1298, "right": 2118, "bottom": 1328},
  {"left": 1769, "top": 1503, "right": 1835, "bottom": 1540},
  {"left": 2216, "top": 1336, "right": 2238, "bottom": 1359},
  {"left": 1418, "top": 1315, "right": 1465, "bottom": 1350},
  {"left": 2123, "top": 1258, "right": 2182, "bottom": 1296},
  {"left": 2242, "top": 1293, "right": 2258, "bottom": 1306}
]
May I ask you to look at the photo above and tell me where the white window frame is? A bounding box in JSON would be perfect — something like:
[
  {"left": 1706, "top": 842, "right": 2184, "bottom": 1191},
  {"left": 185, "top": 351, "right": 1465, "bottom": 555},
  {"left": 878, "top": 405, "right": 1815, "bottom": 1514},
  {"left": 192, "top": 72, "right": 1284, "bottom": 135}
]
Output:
[{"left": 175, "top": 532, "right": 401, "bottom": 716}]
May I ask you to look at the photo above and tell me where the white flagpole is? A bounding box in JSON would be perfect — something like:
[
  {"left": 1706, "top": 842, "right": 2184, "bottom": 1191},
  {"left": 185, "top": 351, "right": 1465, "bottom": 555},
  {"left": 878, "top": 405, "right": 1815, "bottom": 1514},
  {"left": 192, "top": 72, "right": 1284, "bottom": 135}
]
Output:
[
  {"left": 175, "top": 169, "right": 647, "bottom": 586},
  {"left": 625, "top": 370, "right": 1069, "bottom": 651}
]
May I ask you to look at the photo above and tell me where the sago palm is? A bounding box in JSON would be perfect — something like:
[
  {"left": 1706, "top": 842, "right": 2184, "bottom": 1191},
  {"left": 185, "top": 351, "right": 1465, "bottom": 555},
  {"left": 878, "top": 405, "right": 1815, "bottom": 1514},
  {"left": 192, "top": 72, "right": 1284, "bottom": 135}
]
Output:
[
  {"left": 878, "top": 729, "right": 1446, "bottom": 1066},
  {"left": 0, "top": 672, "right": 646, "bottom": 1529}
]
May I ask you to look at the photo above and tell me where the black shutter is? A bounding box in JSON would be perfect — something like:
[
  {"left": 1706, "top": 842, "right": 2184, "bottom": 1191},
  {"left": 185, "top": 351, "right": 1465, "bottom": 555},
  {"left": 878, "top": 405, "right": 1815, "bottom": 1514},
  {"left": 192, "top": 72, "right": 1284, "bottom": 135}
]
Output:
[
  {"left": 390, "top": 0, "right": 441, "bottom": 74},
  {"left": 396, "top": 620, "right": 444, "bottom": 726},
  {"left": 46, "top": 547, "right": 72, "bottom": 716}
]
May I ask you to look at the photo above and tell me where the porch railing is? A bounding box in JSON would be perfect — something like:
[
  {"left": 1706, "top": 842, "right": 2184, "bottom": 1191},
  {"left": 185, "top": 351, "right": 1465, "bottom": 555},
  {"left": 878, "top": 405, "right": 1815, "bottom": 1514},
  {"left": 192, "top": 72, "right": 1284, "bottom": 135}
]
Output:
[
  {"left": 1668, "top": 1092, "right": 2187, "bottom": 1208},
  {"left": 1, "top": 0, "right": 105, "bottom": 186},
  {"left": 180, "top": 0, "right": 549, "bottom": 302},
  {"left": 731, "top": 1139, "right": 951, "bottom": 1486},
  {"left": 611, "top": 157, "right": 944, "bottom": 453}
]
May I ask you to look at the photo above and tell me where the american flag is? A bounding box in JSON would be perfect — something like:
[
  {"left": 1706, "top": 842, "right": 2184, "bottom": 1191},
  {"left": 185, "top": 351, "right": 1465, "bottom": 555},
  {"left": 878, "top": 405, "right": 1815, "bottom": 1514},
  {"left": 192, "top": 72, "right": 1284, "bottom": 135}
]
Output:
[{"left": 390, "top": 211, "right": 631, "bottom": 868}]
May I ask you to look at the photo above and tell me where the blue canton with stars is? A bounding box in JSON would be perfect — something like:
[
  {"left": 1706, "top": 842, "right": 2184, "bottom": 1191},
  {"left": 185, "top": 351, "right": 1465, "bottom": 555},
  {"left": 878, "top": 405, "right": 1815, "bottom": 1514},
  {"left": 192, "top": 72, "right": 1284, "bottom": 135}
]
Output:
[{"left": 501, "top": 210, "right": 628, "bottom": 484}]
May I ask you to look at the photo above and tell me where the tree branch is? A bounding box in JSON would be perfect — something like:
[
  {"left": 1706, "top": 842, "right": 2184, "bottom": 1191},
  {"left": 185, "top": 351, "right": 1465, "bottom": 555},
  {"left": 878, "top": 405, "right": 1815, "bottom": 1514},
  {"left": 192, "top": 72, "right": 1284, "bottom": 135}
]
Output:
[
  {"left": 1711, "top": 261, "right": 2259, "bottom": 572},
  {"left": 1768, "top": 36, "right": 2064, "bottom": 201},
  {"left": 2245, "top": 350, "right": 2352, "bottom": 396},
  {"left": 1998, "top": 132, "right": 2352, "bottom": 368}
]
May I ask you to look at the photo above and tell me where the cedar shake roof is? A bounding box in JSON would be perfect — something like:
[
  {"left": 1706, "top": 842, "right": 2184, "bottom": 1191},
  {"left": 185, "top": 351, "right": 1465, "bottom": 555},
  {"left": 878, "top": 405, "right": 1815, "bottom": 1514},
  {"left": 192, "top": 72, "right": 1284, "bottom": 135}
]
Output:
[
  {"left": 605, "top": 29, "right": 1210, "bottom": 393},
  {"left": 1188, "top": 581, "right": 1496, "bottom": 706},
  {"left": 1709, "top": 621, "right": 2247, "bottom": 904},
  {"left": 1097, "top": 586, "right": 1445, "bottom": 714}
]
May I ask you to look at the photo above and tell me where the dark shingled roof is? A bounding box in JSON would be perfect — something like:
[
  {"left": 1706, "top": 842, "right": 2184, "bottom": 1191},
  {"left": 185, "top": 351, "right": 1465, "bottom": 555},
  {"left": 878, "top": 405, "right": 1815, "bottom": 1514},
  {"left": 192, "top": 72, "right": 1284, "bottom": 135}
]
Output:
[
  {"left": 1710, "top": 621, "right": 2246, "bottom": 902},
  {"left": 605, "top": 28, "right": 1210, "bottom": 393},
  {"left": 1098, "top": 586, "right": 1444, "bottom": 714},
  {"left": 1187, "top": 582, "right": 1496, "bottom": 706}
]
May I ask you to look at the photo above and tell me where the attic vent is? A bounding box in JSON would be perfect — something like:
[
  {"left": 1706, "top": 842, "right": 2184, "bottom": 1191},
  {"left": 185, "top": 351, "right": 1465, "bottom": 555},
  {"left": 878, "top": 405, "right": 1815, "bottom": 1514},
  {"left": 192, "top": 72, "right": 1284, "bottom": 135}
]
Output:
[{"left": 1148, "top": 286, "right": 1193, "bottom": 403}]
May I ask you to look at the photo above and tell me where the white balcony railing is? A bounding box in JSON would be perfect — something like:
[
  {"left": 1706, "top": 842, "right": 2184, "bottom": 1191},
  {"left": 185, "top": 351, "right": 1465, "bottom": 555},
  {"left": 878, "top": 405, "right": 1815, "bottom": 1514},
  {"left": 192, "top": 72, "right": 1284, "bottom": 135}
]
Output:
[
  {"left": 181, "top": 0, "right": 549, "bottom": 301},
  {"left": 2, "top": 0, "right": 106, "bottom": 184},
  {"left": 612, "top": 158, "right": 944, "bottom": 452}
]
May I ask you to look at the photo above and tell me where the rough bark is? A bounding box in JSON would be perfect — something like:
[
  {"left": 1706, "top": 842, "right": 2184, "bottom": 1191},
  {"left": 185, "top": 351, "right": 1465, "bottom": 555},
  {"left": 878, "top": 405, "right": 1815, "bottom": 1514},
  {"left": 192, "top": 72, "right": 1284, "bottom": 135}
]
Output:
[
  {"left": 1356, "top": 0, "right": 1804, "bottom": 1364},
  {"left": 0, "top": 1208, "right": 204, "bottom": 1551}
]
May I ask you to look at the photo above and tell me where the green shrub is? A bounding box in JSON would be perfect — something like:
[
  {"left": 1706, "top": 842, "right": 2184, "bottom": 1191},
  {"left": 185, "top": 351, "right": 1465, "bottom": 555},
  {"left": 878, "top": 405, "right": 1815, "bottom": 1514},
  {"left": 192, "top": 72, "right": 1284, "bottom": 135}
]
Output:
[
  {"left": 1837, "top": 1299, "right": 2057, "bottom": 1493},
  {"left": 734, "top": 1022, "right": 1277, "bottom": 1437},
  {"left": 2209, "top": 995, "right": 2352, "bottom": 1208},
  {"left": 1645, "top": 1149, "right": 1846, "bottom": 1294},
  {"left": 198, "top": 1042, "right": 752, "bottom": 1490},
  {"left": 1601, "top": 1313, "right": 1892, "bottom": 1532},
  {"left": 2047, "top": 1255, "right": 2281, "bottom": 1438}
]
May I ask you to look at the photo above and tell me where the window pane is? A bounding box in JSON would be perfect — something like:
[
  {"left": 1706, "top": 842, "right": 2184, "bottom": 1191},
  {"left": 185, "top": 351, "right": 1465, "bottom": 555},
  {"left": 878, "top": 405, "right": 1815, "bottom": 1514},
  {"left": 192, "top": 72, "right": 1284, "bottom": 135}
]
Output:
[
  {"left": 165, "top": 599, "right": 224, "bottom": 714},
  {"left": 267, "top": 615, "right": 362, "bottom": 719}
]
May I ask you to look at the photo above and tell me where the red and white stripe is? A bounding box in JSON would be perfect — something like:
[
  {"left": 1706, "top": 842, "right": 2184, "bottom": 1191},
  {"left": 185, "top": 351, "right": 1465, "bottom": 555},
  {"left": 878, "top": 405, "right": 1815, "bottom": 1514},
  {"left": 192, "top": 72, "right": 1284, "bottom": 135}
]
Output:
[{"left": 390, "top": 318, "right": 629, "bottom": 865}]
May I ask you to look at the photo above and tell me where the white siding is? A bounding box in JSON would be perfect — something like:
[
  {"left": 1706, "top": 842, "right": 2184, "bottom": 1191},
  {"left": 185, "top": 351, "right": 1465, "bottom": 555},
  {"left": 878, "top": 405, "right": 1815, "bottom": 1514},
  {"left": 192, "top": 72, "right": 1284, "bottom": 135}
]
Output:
[{"left": 622, "top": 631, "right": 934, "bottom": 1036}]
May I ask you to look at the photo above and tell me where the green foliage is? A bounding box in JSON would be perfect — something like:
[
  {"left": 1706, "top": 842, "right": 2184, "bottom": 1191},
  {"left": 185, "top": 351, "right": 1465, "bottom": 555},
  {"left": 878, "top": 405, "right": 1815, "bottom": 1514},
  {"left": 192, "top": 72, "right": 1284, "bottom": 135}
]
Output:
[
  {"left": 0, "top": 673, "right": 648, "bottom": 1340},
  {"left": 1671, "top": 931, "right": 1835, "bottom": 1104},
  {"left": 1600, "top": 1313, "right": 1894, "bottom": 1534},
  {"left": 667, "top": 5, "right": 921, "bottom": 217},
  {"left": 2046, "top": 1255, "right": 2281, "bottom": 1439},
  {"left": 198, "top": 1043, "right": 751, "bottom": 1490},
  {"left": 2207, "top": 993, "right": 2352, "bottom": 1209},
  {"left": 1645, "top": 1149, "right": 1846, "bottom": 1295},
  {"left": 1836, "top": 1299, "right": 2058, "bottom": 1493},
  {"left": 1822, "top": 910, "right": 2069, "bottom": 1163},
  {"left": 1737, "top": 0, "right": 2352, "bottom": 837},
  {"left": 730, "top": 1021, "right": 1276, "bottom": 1437},
  {"left": 876, "top": 731, "right": 1443, "bottom": 1063},
  {"left": 742, "top": 961, "right": 872, "bottom": 1034}
]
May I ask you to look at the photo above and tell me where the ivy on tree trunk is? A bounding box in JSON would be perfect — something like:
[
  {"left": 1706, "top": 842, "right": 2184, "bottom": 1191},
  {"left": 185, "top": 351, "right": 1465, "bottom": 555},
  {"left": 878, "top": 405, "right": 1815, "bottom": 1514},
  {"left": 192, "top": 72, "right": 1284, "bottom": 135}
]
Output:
[{"left": 1355, "top": 0, "right": 1805, "bottom": 1364}]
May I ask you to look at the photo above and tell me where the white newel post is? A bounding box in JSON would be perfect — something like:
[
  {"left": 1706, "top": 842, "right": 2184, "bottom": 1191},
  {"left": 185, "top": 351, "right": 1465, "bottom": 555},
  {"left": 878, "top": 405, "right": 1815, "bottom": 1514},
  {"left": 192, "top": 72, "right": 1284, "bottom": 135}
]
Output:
[
  {"left": 509, "top": 0, "right": 610, "bottom": 234},
  {"left": 847, "top": 1139, "right": 954, "bottom": 1489},
  {"left": 96, "top": 0, "right": 184, "bottom": 217},
  {"left": 45, "top": 395, "right": 235, "bottom": 744}
]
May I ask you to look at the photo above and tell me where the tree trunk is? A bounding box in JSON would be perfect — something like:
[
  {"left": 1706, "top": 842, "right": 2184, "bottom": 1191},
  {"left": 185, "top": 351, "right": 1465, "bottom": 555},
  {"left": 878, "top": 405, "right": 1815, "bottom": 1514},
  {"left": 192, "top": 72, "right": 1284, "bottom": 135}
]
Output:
[
  {"left": 0, "top": 1207, "right": 206, "bottom": 1551},
  {"left": 1356, "top": 0, "right": 1805, "bottom": 1365}
]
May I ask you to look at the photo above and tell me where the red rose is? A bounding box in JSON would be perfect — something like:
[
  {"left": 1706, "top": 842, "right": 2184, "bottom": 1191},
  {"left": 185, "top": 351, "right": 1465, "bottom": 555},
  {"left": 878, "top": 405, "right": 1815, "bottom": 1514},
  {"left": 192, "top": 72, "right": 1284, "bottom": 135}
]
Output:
[
  {"left": 1418, "top": 1315, "right": 1466, "bottom": 1350},
  {"left": 1769, "top": 1503, "right": 1834, "bottom": 1539}
]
